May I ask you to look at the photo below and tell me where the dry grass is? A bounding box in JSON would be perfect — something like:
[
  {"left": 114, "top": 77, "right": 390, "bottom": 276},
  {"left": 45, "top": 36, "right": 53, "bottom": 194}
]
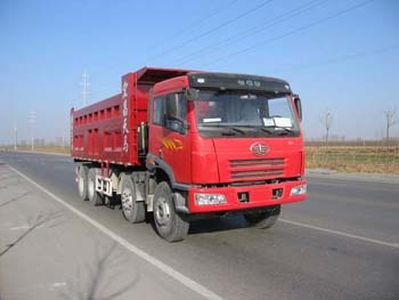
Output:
[
  {"left": 0, "top": 146, "right": 70, "bottom": 155},
  {"left": 306, "top": 145, "right": 399, "bottom": 174}
]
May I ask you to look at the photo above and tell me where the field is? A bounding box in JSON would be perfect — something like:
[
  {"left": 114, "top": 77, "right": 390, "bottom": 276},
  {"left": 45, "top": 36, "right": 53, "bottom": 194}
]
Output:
[
  {"left": 306, "top": 144, "right": 399, "bottom": 174},
  {"left": 0, "top": 146, "right": 69, "bottom": 155},
  {"left": 2, "top": 143, "right": 399, "bottom": 174}
]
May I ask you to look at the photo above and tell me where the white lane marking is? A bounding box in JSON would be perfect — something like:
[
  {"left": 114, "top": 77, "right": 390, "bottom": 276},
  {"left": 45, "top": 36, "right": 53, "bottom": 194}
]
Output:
[
  {"left": 9, "top": 225, "right": 30, "bottom": 231},
  {"left": 279, "top": 218, "right": 399, "bottom": 249},
  {"left": 8, "top": 166, "right": 223, "bottom": 300}
]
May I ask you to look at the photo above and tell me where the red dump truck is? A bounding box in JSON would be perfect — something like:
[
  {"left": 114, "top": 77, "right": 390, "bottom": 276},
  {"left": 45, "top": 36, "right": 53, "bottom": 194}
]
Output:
[{"left": 71, "top": 67, "right": 307, "bottom": 242}]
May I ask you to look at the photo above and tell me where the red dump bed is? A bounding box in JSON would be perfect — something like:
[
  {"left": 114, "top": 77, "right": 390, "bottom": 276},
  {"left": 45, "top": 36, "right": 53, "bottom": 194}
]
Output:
[{"left": 71, "top": 67, "right": 189, "bottom": 166}]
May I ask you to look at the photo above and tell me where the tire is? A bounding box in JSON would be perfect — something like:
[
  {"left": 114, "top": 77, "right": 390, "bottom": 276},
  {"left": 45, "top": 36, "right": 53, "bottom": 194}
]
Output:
[
  {"left": 87, "top": 168, "right": 103, "bottom": 206},
  {"left": 153, "top": 182, "right": 189, "bottom": 242},
  {"left": 244, "top": 205, "right": 281, "bottom": 229},
  {"left": 121, "top": 175, "right": 145, "bottom": 223},
  {"left": 77, "top": 165, "right": 89, "bottom": 200}
]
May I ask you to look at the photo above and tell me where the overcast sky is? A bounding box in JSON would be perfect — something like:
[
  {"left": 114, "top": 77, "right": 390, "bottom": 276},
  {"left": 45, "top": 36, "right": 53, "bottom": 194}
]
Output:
[{"left": 0, "top": 0, "right": 398, "bottom": 144}]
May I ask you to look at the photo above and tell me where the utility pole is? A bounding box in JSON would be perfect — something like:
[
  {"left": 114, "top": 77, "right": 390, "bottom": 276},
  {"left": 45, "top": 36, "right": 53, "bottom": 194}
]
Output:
[
  {"left": 81, "top": 69, "right": 89, "bottom": 106},
  {"left": 29, "top": 111, "right": 36, "bottom": 151},
  {"left": 14, "top": 122, "right": 18, "bottom": 151},
  {"left": 320, "top": 109, "right": 334, "bottom": 145}
]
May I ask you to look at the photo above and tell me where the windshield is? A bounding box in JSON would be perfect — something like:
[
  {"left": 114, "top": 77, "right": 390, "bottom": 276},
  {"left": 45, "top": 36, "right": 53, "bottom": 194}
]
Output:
[{"left": 192, "top": 90, "right": 300, "bottom": 138}]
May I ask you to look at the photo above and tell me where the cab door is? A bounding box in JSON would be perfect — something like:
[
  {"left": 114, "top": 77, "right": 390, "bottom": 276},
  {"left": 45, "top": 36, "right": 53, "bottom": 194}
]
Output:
[{"left": 149, "top": 91, "right": 191, "bottom": 184}]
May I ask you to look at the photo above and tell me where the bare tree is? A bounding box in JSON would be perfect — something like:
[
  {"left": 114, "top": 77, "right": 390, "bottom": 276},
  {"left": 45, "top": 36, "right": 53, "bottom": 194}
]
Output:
[
  {"left": 320, "top": 109, "right": 334, "bottom": 144},
  {"left": 384, "top": 107, "right": 398, "bottom": 143}
]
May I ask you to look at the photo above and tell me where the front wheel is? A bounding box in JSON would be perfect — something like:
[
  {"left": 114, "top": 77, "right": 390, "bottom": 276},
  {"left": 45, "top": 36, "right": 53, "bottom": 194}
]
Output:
[
  {"left": 244, "top": 205, "right": 281, "bottom": 229},
  {"left": 153, "top": 182, "right": 189, "bottom": 242}
]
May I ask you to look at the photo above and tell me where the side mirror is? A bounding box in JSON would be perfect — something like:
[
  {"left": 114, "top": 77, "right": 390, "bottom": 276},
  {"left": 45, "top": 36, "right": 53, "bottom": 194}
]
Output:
[{"left": 294, "top": 95, "right": 302, "bottom": 122}]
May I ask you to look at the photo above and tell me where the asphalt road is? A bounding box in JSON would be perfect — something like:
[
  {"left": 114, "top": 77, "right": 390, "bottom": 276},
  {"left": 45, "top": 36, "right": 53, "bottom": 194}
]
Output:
[{"left": 0, "top": 151, "right": 398, "bottom": 300}]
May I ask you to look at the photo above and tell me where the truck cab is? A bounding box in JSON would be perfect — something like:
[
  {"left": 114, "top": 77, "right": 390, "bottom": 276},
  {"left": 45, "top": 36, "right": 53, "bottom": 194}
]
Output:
[{"left": 146, "top": 72, "right": 306, "bottom": 236}]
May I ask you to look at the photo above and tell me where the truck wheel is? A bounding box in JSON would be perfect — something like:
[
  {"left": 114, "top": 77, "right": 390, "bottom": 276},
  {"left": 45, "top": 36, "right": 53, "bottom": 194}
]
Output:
[
  {"left": 87, "top": 168, "right": 103, "bottom": 206},
  {"left": 77, "top": 165, "right": 89, "bottom": 200},
  {"left": 244, "top": 205, "right": 281, "bottom": 229},
  {"left": 153, "top": 182, "right": 189, "bottom": 242},
  {"left": 121, "top": 176, "right": 145, "bottom": 223}
]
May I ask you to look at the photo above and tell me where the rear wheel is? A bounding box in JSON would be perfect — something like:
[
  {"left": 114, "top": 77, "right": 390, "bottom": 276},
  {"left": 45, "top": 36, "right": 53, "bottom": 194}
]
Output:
[
  {"left": 153, "top": 182, "right": 189, "bottom": 242},
  {"left": 244, "top": 205, "right": 281, "bottom": 229},
  {"left": 87, "top": 168, "right": 103, "bottom": 206},
  {"left": 77, "top": 165, "right": 88, "bottom": 200},
  {"left": 121, "top": 175, "right": 145, "bottom": 223}
]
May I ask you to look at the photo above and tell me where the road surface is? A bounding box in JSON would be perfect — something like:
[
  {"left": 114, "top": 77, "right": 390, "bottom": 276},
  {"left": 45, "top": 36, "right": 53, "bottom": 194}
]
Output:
[{"left": 0, "top": 152, "right": 398, "bottom": 299}]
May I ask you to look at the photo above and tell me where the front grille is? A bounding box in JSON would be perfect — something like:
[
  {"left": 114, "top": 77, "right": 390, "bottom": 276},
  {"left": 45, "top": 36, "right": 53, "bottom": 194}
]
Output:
[{"left": 229, "top": 158, "right": 285, "bottom": 180}]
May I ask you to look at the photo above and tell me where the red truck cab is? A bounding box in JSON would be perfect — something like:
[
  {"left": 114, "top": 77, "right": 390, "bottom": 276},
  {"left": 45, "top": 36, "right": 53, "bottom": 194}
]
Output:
[
  {"left": 72, "top": 67, "right": 306, "bottom": 242},
  {"left": 147, "top": 72, "right": 306, "bottom": 214}
]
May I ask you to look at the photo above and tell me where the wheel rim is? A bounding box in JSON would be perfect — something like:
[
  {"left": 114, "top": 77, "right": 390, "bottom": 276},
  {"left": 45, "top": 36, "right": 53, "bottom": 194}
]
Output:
[
  {"left": 121, "top": 188, "right": 133, "bottom": 216},
  {"left": 88, "top": 177, "right": 95, "bottom": 200},
  {"left": 155, "top": 197, "right": 171, "bottom": 227}
]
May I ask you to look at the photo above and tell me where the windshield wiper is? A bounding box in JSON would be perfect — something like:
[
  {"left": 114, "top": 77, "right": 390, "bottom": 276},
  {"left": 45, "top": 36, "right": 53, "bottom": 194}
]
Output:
[
  {"left": 230, "top": 125, "right": 274, "bottom": 135},
  {"left": 200, "top": 124, "right": 246, "bottom": 135},
  {"left": 257, "top": 127, "right": 274, "bottom": 134},
  {"left": 273, "top": 127, "right": 296, "bottom": 135}
]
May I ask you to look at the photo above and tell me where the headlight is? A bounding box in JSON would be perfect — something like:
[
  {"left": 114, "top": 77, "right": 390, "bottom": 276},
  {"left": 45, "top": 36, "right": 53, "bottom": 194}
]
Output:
[
  {"left": 290, "top": 184, "right": 307, "bottom": 196},
  {"left": 195, "top": 193, "right": 227, "bottom": 205}
]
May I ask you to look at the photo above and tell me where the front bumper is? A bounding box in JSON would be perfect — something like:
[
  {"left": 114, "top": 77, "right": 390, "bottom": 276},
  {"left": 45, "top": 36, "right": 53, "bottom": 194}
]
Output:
[{"left": 187, "top": 180, "right": 307, "bottom": 213}]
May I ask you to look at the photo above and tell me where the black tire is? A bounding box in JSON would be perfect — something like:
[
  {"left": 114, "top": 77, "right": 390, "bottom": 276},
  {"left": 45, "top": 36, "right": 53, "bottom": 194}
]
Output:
[
  {"left": 244, "top": 205, "right": 281, "bottom": 229},
  {"left": 87, "top": 168, "right": 104, "bottom": 206},
  {"left": 153, "top": 182, "right": 189, "bottom": 242},
  {"left": 77, "top": 165, "right": 89, "bottom": 200},
  {"left": 121, "top": 175, "right": 145, "bottom": 223}
]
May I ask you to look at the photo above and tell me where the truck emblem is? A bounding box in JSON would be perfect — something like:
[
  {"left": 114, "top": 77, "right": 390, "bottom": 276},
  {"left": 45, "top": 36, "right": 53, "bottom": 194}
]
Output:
[{"left": 250, "top": 142, "right": 269, "bottom": 156}]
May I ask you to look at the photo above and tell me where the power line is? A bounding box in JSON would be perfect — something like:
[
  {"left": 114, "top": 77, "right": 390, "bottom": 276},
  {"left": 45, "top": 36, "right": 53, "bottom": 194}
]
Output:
[
  {"left": 204, "top": 0, "right": 376, "bottom": 68},
  {"left": 146, "top": 0, "right": 240, "bottom": 56},
  {"left": 174, "top": 0, "right": 329, "bottom": 66},
  {"left": 150, "top": 0, "right": 274, "bottom": 60},
  {"left": 272, "top": 44, "right": 399, "bottom": 72}
]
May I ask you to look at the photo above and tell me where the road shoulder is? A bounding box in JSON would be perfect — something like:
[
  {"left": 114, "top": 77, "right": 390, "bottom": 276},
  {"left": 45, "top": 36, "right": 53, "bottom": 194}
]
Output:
[
  {"left": 306, "top": 168, "right": 399, "bottom": 184},
  {"left": 0, "top": 163, "right": 204, "bottom": 300}
]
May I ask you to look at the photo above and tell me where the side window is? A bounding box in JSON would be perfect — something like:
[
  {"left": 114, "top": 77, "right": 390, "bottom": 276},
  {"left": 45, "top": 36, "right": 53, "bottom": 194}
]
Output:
[
  {"left": 165, "top": 93, "right": 186, "bottom": 122},
  {"left": 153, "top": 96, "right": 165, "bottom": 125},
  {"left": 153, "top": 92, "right": 186, "bottom": 133},
  {"left": 165, "top": 92, "right": 187, "bottom": 133}
]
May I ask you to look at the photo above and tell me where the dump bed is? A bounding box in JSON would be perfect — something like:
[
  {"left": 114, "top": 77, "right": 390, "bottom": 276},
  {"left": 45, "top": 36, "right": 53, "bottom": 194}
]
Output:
[{"left": 71, "top": 67, "right": 189, "bottom": 166}]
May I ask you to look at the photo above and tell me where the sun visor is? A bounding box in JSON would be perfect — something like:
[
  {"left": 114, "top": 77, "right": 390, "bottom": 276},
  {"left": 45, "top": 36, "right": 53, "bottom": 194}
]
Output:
[{"left": 188, "top": 72, "right": 291, "bottom": 94}]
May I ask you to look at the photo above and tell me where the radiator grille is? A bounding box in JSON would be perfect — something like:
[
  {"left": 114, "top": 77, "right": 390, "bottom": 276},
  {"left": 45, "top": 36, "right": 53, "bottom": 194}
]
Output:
[{"left": 229, "top": 158, "right": 285, "bottom": 180}]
